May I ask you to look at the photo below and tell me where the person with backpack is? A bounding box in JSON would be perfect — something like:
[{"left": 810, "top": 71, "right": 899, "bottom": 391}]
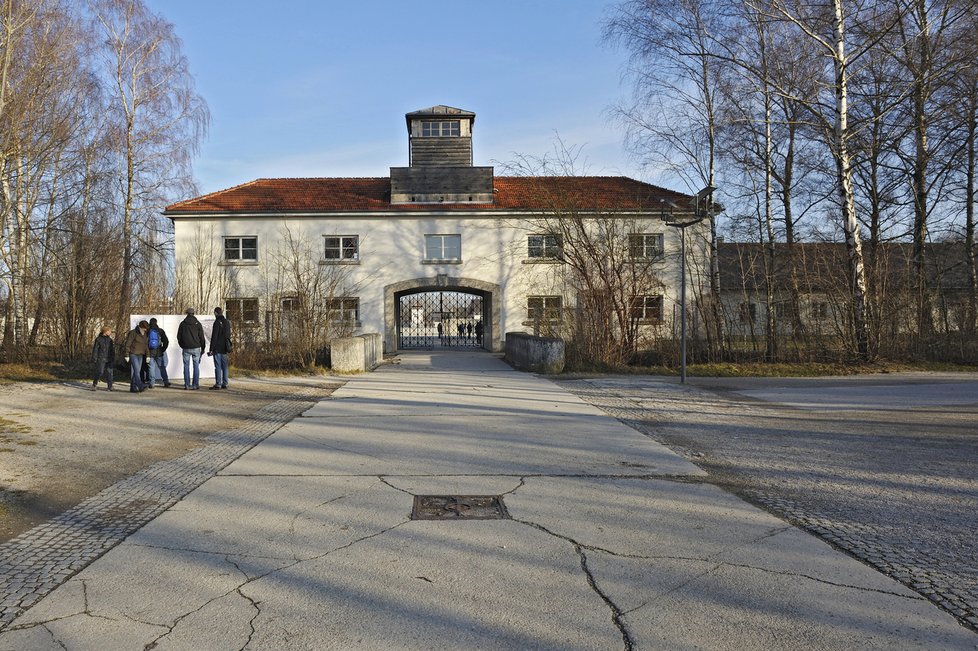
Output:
[
  {"left": 124, "top": 320, "right": 150, "bottom": 393},
  {"left": 209, "top": 306, "right": 232, "bottom": 389},
  {"left": 147, "top": 317, "right": 170, "bottom": 388},
  {"left": 177, "top": 308, "right": 206, "bottom": 390}
]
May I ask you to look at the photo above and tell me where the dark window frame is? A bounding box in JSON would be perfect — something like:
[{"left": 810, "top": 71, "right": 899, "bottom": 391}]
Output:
[
  {"left": 225, "top": 297, "right": 260, "bottom": 324},
  {"left": 526, "top": 295, "right": 563, "bottom": 323},
  {"left": 324, "top": 235, "right": 360, "bottom": 262},
  {"left": 424, "top": 234, "right": 462, "bottom": 262},
  {"left": 527, "top": 234, "right": 563, "bottom": 260},
  {"left": 327, "top": 297, "right": 360, "bottom": 324},
  {"left": 628, "top": 233, "right": 664, "bottom": 261},
  {"left": 631, "top": 295, "right": 664, "bottom": 322},
  {"left": 421, "top": 120, "right": 461, "bottom": 137},
  {"left": 223, "top": 236, "right": 258, "bottom": 262}
]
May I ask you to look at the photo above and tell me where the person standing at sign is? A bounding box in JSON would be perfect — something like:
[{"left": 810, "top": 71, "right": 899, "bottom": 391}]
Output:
[{"left": 209, "top": 306, "right": 232, "bottom": 389}]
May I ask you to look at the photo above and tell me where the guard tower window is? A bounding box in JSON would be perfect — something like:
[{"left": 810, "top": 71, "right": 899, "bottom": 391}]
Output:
[{"left": 421, "top": 120, "right": 460, "bottom": 137}]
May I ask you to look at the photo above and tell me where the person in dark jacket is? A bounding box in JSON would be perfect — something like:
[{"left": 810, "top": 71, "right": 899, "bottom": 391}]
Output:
[
  {"left": 208, "top": 306, "right": 232, "bottom": 389},
  {"left": 147, "top": 317, "right": 171, "bottom": 388},
  {"left": 91, "top": 326, "right": 115, "bottom": 391},
  {"left": 177, "top": 308, "right": 206, "bottom": 390},
  {"left": 124, "top": 320, "right": 150, "bottom": 393}
]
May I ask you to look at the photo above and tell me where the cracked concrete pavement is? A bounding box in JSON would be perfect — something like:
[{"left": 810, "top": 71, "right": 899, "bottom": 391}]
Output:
[{"left": 0, "top": 351, "right": 975, "bottom": 650}]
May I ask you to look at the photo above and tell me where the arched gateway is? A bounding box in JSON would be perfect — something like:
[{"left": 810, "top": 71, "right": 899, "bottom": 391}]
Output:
[{"left": 385, "top": 277, "right": 501, "bottom": 353}]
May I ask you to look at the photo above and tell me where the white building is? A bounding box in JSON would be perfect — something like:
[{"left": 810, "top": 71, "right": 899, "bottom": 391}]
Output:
[{"left": 165, "top": 106, "right": 707, "bottom": 354}]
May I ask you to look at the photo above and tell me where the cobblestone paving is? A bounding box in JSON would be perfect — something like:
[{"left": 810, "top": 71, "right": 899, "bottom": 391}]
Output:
[
  {"left": 0, "top": 388, "right": 327, "bottom": 631},
  {"left": 558, "top": 377, "right": 978, "bottom": 635}
]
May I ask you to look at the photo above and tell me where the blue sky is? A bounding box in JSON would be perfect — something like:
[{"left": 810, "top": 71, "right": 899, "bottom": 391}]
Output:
[{"left": 147, "top": 1, "right": 653, "bottom": 196}]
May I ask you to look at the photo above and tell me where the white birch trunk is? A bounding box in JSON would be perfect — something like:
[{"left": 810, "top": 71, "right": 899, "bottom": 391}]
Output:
[{"left": 832, "top": 0, "right": 871, "bottom": 359}]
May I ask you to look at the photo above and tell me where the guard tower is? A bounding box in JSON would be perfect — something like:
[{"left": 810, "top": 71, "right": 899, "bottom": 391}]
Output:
[{"left": 390, "top": 105, "right": 494, "bottom": 204}]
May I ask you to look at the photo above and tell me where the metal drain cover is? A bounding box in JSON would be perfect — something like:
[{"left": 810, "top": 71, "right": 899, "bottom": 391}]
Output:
[{"left": 411, "top": 495, "right": 510, "bottom": 520}]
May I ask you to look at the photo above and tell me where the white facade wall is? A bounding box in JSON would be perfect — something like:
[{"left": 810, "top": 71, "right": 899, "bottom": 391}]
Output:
[{"left": 171, "top": 211, "right": 709, "bottom": 352}]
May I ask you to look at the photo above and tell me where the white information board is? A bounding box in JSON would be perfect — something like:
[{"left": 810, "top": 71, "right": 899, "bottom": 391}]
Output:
[{"left": 129, "top": 314, "right": 217, "bottom": 383}]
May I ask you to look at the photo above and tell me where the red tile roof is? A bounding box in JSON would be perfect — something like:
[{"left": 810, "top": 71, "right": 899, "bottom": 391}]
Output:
[{"left": 164, "top": 176, "right": 694, "bottom": 215}]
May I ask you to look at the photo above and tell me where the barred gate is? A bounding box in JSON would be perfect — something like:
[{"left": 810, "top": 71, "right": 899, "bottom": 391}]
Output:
[{"left": 397, "top": 291, "right": 485, "bottom": 349}]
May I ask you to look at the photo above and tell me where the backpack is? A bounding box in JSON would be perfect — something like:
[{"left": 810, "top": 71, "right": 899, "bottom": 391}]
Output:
[{"left": 148, "top": 328, "right": 160, "bottom": 349}]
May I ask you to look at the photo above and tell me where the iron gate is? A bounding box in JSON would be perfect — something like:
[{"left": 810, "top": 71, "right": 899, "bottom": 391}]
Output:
[{"left": 398, "top": 291, "right": 485, "bottom": 349}]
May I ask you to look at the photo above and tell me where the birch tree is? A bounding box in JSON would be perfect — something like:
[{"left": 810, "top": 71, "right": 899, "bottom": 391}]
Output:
[
  {"left": 92, "top": 0, "right": 208, "bottom": 332},
  {"left": 0, "top": 0, "right": 92, "bottom": 352},
  {"left": 747, "top": 0, "right": 893, "bottom": 359}
]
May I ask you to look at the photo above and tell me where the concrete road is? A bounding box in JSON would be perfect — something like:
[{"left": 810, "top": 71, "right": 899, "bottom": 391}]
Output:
[
  {"left": 1, "top": 355, "right": 974, "bottom": 650},
  {"left": 562, "top": 372, "right": 978, "bottom": 639}
]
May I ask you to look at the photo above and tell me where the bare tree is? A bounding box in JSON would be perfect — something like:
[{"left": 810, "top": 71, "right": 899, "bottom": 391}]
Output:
[
  {"left": 500, "top": 145, "right": 691, "bottom": 368},
  {"left": 604, "top": 0, "right": 729, "bottom": 359},
  {"left": 889, "top": 0, "right": 968, "bottom": 339},
  {"left": 172, "top": 222, "right": 233, "bottom": 314},
  {"left": 91, "top": 0, "right": 208, "bottom": 334},
  {"left": 0, "top": 0, "right": 96, "bottom": 354},
  {"left": 260, "top": 223, "right": 363, "bottom": 367}
]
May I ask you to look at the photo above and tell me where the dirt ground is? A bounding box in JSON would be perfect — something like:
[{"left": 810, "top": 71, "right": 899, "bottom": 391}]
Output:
[{"left": 0, "top": 376, "right": 342, "bottom": 543}]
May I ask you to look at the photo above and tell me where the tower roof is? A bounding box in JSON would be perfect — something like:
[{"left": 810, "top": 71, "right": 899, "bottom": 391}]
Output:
[{"left": 405, "top": 105, "right": 475, "bottom": 131}]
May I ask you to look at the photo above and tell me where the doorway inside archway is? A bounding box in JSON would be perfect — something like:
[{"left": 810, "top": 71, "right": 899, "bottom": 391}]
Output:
[{"left": 397, "top": 290, "right": 485, "bottom": 349}]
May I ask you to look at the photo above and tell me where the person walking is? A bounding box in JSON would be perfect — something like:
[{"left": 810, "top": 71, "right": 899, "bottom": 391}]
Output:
[
  {"left": 475, "top": 320, "right": 484, "bottom": 345},
  {"left": 91, "top": 326, "right": 115, "bottom": 391},
  {"left": 177, "top": 308, "right": 206, "bottom": 390},
  {"left": 147, "top": 318, "right": 171, "bottom": 388},
  {"left": 124, "top": 320, "right": 150, "bottom": 393},
  {"left": 437, "top": 322, "right": 443, "bottom": 344},
  {"left": 209, "top": 306, "right": 232, "bottom": 389}
]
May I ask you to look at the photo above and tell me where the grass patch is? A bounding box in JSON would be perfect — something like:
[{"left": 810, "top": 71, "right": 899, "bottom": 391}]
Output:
[
  {"left": 0, "top": 363, "right": 63, "bottom": 383},
  {"left": 233, "top": 366, "right": 331, "bottom": 379},
  {"left": 564, "top": 359, "right": 978, "bottom": 378},
  {"left": 0, "top": 417, "right": 30, "bottom": 435},
  {"left": 686, "top": 360, "right": 978, "bottom": 377},
  {"left": 0, "top": 358, "right": 96, "bottom": 383}
]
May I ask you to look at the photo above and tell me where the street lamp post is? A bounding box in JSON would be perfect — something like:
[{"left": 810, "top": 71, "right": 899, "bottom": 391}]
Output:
[{"left": 666, "top": 186, "right": 716, "bottom": 384}]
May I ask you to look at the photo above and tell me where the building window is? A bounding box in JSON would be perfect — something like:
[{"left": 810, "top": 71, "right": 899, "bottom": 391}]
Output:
[
  {"left": 628, "top": 233, "right": 664, "bottom": 260},
  {"left": 421, "top": 120, "right": 460, "bottom": 137},
  {"left": 281, "top": 296, "right": 302, "bottom": 312},
  {"left": 631, "top": 295, "right": 664, "bottom": 322},
  {"left": 324, "top": 235, "right": 359, "bottom": 261},
  {"left": 225, "top": 298, "right": 260, "bottom": 324},
  {"left": 327, "top": 297, "right": 360, "bottom": 324},
  {"left": 810, "top": 302, "right": 829, "bottom": 320},
  {"left": 527, "top": 234, "right": 562, "bottom": 260},
  {"left": 224, "top": 237, "right": 257, "bottom": 261},
  {"left": 527, "top": 296, "right": 562, "bottom": 323},
  {"left": 774, "top": 300, "right": 797, "bottom": 320},
  {"left": 424, "top": 234, "right": 461, "bottom": 261},
  {"left": 739, "top": 302, "right": 757, "bottom": 324}
]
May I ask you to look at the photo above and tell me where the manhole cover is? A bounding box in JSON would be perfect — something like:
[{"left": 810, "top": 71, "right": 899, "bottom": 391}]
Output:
[{"left": 411, "top": 495, "right": 510, "bottom": 520}]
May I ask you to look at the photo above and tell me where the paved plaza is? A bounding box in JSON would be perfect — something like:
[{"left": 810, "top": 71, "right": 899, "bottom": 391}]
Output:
[{"left": 0, "top": 353, "right": 975, "bottom": 650}]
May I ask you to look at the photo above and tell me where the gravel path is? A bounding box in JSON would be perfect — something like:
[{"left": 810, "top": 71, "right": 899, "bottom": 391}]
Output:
[{"left": 557, "top": 374, "right": 978, "bottom": 634}]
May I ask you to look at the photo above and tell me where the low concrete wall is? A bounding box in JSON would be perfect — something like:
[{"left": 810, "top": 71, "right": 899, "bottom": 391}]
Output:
[
  {"left": 504, "top": 332, "right": 565, "bottom": 374},
  {"left": 360, "top": 333, "right": 382, "bottom": 370},
  {"left": 330, "top": 333, "right": 383, "bottom": 373}
]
